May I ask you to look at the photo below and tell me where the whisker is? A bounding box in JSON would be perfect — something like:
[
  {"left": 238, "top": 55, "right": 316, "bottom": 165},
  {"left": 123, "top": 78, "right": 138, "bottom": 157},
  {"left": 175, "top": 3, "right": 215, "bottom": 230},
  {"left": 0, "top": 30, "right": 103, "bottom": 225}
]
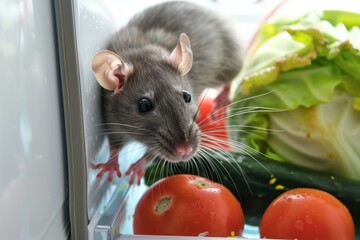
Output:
[
  {"left": 230, "top": 90, "right": 276, "bottom": 105},
  {"left": 197, "top": 106, "right": 285, "bottom": 130},
  {"left": 190, "top": 153, "right": 203, "bottom": 177},
  {"left": 198, "top": 124, "right": 281, "bottom": 136},
  {"left": 197, "top": 119, "right": 277, "bottom": 144},
  {"left": 193, "top": 88, "right": 211, "bottom": 121},
  {"left": 201, "top": 132, "right": 273, "bottom": 179},
  {"left": 173, "top": 161, "right": 185, "bottom": 175},
  {"left": 96, "top": 144, "right": 149, "bottom": 166},
  {"left": 97, "top": 131, "right": 147, "bottom": 136},
  {"left": 201, "top": 133, "right": 252, "bottom": 154},
  {"left": 93, "top": 122, "right": 144, "bottom": 129},
  {"left": 196, "top": 149, "right": 222, "bottom": 183},
  {"left": 148, "top": 159, "right": 162, "bottom": 185},
  {"left": 195, "top": 90, "right": 275, "bottom": 124},
  {"left": 197, "top": 124, "right": 269, "bottom": 144},
  {"left": 195, "top": 89, "right": 288, "bottom": 130},
  {"left": 199, "top": 130, "right": 267, "bottom": 144},
  {"left": 198, "top": 146, "right": 245, "bottom": 196},
  {"left": 197, "top": 150, "right": 215, "bottom": 180}
]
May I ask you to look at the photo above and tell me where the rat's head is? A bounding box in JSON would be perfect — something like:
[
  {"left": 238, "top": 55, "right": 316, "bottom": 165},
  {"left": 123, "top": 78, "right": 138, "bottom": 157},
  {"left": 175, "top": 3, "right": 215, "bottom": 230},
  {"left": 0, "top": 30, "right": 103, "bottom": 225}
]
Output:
[{"left": 92, "top": 33, "right": 201, "bottom": 162}]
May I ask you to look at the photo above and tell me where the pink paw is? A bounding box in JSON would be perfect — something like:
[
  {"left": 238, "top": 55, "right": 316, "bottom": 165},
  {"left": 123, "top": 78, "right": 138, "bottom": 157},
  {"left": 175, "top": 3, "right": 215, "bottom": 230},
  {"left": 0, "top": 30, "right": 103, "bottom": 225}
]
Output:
[
  {"left": 95, "top": 160, "right": 121, "bottom": 183},
  {"left": 125, "top": 157, "right": 148, "bottom": 185},
  {"left": 94, "top": 147, "right": 122, "bottom": 183}
]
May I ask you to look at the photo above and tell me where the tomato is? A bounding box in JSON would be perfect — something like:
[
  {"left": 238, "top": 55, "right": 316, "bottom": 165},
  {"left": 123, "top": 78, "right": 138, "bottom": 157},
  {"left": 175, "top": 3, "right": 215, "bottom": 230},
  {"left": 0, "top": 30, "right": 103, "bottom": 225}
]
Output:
[
  {"left": 259, "top": 188, "right": 355, "bottom": 240},
  {"left": 196, "top": 88, "right": 231, "bottom": 150},
  {"left": 133, "top": 174, "right": 244, "bottom": 237}
]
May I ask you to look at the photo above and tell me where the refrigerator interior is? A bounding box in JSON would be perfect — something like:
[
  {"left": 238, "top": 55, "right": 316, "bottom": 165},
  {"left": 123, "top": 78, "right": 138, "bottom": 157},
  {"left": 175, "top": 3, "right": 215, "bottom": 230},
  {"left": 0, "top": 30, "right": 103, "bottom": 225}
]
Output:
[
  {"left": 2, "top": 0, "right": 358, "bottom": 239},
  {"left": 0, "top": 0, "right": 357, "bottom": 240},
  {"left": 75, "top": 0, "right": 284, "bottom": 239}
]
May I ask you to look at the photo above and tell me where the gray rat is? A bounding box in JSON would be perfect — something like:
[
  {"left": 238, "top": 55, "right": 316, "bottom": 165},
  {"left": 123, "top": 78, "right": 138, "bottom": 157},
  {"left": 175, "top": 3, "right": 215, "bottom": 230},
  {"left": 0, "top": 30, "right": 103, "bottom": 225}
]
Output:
[{"left": 91, "top": 1, "right": 242, "bottom": 184}]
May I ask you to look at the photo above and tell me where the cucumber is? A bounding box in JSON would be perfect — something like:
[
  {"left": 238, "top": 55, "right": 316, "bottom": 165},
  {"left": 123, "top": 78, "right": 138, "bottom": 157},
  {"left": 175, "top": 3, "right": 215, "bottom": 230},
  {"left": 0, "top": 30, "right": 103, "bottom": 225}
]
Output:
[{"left": 144, "top": 152, "right": 360, "bottom": 231}]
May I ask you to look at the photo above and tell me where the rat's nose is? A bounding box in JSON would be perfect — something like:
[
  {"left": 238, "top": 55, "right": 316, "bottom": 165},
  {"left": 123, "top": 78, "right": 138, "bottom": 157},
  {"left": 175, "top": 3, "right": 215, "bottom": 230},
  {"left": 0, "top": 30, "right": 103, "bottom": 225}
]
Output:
[{"left": 175, "top": 142, "right": 193, "bottom": 157}]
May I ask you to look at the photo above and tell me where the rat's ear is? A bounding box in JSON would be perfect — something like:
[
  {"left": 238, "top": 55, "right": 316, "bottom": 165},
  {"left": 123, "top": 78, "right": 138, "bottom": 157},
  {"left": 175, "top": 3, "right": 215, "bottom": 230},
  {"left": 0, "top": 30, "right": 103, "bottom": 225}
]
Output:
[
  {"left": 91, "top": 50, "right": 133, "bottom": 93},
  {"left": 169, "top": 33, "right": 193, "bottom": 76}
]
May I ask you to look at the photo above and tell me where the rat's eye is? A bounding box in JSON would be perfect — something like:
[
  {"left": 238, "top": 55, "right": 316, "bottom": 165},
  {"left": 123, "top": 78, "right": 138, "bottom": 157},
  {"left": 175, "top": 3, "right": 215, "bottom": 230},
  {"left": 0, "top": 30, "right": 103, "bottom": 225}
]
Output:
[
  {"left": 138, "top": 98, "right": 153, "bottom": 113},
  {"left": 182, "top": 90, "right": 191, "bottom": 103}
]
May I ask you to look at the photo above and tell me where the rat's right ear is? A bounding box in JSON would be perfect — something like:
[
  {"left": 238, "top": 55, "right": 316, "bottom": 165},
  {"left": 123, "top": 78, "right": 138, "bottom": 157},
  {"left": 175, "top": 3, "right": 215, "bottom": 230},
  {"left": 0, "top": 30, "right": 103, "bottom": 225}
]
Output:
[
  {"left": 91, "top": 50, "right": 133, "bottom": 93},
  {"left": 169, "top": 33, "right": 193, "bottom": 76}
]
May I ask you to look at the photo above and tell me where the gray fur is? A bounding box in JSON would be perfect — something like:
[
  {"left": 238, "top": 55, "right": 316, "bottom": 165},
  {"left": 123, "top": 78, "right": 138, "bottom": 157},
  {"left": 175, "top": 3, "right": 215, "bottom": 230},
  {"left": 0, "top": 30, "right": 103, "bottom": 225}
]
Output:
[{"left": 101, "top": 1, "right": 242, "bottom": 161}]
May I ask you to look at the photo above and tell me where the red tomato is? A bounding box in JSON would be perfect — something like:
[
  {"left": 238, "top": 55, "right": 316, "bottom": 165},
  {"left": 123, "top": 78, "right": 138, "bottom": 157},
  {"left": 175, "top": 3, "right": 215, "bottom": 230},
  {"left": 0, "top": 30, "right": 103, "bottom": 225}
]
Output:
[
  {"left": 196, "top": 88, "right": 232, "bottom": 150},
  {"left": 133, "top": 174, "right": 244, "bottom": 237},
  {"left": 260, "top": 188, "right": 355, "bottom": 240}
]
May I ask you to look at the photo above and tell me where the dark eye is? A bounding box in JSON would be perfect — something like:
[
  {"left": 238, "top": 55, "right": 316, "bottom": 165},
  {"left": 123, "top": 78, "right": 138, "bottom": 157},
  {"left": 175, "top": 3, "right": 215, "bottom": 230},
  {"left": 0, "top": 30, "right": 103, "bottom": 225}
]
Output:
[
  {"left": 138, "top": 98, "right": 153, "bottom": 113},
  {"left": 182, "top": 90, "right": 191, "bottom": 103}
]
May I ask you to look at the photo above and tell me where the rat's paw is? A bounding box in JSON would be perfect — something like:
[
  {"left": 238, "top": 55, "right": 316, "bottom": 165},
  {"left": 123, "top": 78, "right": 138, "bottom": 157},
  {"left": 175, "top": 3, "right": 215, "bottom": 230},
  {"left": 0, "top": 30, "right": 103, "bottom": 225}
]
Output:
[
  {"left": 95, "top": 156, "right": 122, "bottom": 183},
  {"left": 125, "top": 157, "right": 148, "bottom": 185}
]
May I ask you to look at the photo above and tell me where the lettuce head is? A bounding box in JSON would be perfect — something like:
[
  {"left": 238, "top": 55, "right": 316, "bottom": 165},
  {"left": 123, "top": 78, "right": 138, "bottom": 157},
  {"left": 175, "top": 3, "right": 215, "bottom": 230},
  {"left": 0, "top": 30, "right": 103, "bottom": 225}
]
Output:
[{"left": 229, "top": 10, "right": 360, "bottom": 180}]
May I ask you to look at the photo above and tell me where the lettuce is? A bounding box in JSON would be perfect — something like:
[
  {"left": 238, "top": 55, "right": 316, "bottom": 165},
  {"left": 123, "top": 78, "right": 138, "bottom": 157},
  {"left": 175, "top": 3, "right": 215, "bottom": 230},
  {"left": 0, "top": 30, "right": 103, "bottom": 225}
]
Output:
[{"left": 229, "top": 10, "right": 360, "bottom": 180}]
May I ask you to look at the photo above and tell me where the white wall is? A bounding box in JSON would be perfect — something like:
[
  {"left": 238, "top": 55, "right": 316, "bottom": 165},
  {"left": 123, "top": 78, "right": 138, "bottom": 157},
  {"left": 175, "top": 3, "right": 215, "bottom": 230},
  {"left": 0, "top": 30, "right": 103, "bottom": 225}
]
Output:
[{"left": 0, "top": 0, "right": 69, "bottom": 239}]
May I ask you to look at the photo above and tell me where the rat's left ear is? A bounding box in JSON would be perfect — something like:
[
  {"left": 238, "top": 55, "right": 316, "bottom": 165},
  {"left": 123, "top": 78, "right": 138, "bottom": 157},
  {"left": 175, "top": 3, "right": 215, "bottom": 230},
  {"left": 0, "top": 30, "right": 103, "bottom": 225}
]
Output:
[
  {"left": 169, "top": 33, "right": 193, "bottom": 76},
  {"left": 91, "top": 50, "right": 133, "bottom": 93}
]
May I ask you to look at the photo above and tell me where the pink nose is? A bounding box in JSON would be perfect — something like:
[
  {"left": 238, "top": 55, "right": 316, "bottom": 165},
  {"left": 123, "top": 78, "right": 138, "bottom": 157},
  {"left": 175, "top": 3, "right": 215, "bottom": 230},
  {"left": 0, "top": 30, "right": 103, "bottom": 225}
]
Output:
[{"left": 175, "top": 142, "right": 193, "bottom": 157}]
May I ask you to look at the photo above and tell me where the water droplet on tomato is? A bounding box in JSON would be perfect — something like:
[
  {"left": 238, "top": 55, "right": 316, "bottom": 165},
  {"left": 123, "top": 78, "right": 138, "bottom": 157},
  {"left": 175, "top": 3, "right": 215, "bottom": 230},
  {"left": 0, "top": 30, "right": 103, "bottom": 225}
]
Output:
[
  {"left": 294, "top": 220, "right": 304, "bottom": 230},
  {"left": 209, "top": 212, "right": 215, "bottom": 222},
  {"left": 286, "top": 197, "right": 293, "bottom": 203},
  {"left": 206, "top": 188, "right": 219, "bottom": 193},
  {"left": 189, "top": 176, "right": 195, "bottom": 180},
  {"left": 305, "top": 215, "right": 313, "bottom": 224},
  {"left": 191, "top": 200, "right": 203, "bottom": 208}
]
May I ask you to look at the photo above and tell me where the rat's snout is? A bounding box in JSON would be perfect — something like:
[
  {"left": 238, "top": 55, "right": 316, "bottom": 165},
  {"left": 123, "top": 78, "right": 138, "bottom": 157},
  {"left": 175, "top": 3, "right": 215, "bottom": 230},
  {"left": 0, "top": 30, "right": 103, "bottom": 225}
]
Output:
[
  {"left": 156, "top": 118, "right": 200, "bottom": 163},
  {"left": 175, "top": 142, "right": 193, "bottom": 157}
]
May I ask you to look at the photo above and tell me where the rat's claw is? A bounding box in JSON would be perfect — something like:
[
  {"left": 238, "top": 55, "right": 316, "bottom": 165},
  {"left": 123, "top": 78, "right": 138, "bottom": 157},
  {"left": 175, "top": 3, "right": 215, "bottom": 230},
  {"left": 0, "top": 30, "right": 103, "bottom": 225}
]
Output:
[
  {"left": 95, "top": 159, "right": 122, "bottom": 182},
  {"left": 125, "top": 157, "right": 148, "bottom": 185},
  {"left": 95, "top": 163, "right": 105, "bottom": 169},
  {"left": 107, "top": 170, "right": 114, "bottom": 182},
  {"left": 96, "top": 169, "right": 106, "bottom": 178},
  {"left": 108, "top": 167, "right": 121, "bottom": 182},
  {"left": 94, "top": 146, "right": 123, "bottom": 183},
  {"left": 128, "top": 169, "right": 144, "bottom": 185},
  {"left": 116, "top": 168, "right": 121, "bottom": 178},
  {"left": 96, "top": 164, "right": 122, "bottom": 182}
]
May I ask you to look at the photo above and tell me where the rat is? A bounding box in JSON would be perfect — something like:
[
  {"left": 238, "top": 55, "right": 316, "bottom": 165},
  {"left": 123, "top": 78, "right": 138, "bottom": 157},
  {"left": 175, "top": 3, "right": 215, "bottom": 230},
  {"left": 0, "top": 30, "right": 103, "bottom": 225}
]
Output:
[{"left": 91, "top": 1, "right": 242, "bottom": 184}]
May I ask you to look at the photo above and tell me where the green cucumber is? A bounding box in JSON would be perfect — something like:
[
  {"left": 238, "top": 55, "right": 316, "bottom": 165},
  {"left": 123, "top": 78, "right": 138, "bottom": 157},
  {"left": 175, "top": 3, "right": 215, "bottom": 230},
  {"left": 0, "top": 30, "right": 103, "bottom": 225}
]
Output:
[{"left": 144, "top": 152, "right": 360, "bottom": 230}]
